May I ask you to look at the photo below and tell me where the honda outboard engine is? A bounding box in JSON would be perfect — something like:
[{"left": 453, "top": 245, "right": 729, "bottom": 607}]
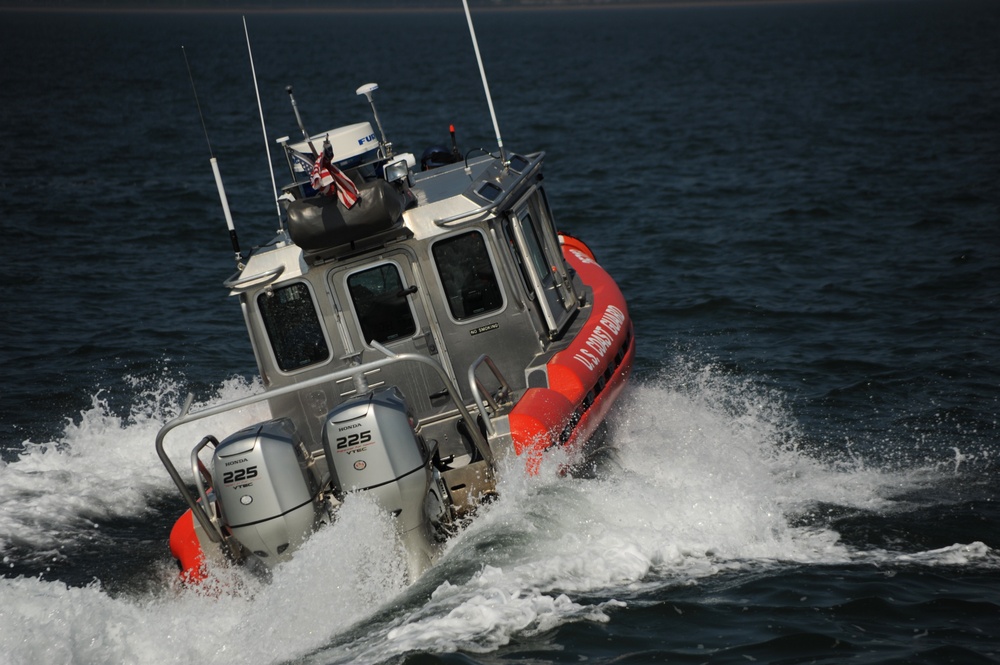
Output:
[
  {"left": 212, "top": 419, "right": 322, "bottom": 564},
  {"left": 322, "top": 387, "right": 439, "bottom": 572}
]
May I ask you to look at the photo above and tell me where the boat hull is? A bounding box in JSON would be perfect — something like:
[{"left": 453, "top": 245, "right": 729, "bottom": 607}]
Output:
[{"left": 509, "top": 234, "right": 635, "bottom": 472}]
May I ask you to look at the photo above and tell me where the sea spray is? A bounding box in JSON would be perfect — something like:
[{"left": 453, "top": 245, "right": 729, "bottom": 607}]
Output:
[
  {"left": 0, "top": 375, "right": 265, "bottom": 566},
  {"left": 0, "top": 494, "right": 409, "bottom": 665},
  {"left": 1, "top": 361, "right": 995, "bottom": 665}
]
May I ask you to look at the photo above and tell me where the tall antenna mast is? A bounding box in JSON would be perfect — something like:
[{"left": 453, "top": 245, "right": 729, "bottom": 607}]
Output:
[
  {"left": 461, "top": 0, "right": 507, "bottom": 167},
  {"left": 243, "top": 16, "right": 284, "bottom": 233},
  {"left": 182, "top": 46, "right": 243, "bottom": 269}
]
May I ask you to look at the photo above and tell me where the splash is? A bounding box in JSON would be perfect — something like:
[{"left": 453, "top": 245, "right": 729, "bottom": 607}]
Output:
[
  {"left": 0, "top": 375, "right": 264, "bottom": 563},
  {"left": 295, "top": 360, "right": 996, "bottom": 663},
  {"left": 0, "top": 359, "right": 994, "bottom": 664},
  {"left": 0, "top": 494, "right": 408, "bottom": 665}
]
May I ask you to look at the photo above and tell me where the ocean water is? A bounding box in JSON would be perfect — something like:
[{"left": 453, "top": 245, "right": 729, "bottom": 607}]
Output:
[{"left": 1, "top": 2, "right": 999, "bottom": 663}]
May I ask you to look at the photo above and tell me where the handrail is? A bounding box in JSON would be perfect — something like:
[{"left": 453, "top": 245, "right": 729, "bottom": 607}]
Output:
[
  {"left": 434, "top": 152, "right": 544, "bottom": 227},
  {"left": 467, "top": 353, "right": 512, "bottom": 437},
  {"left": 155, "top": 345, "right": 492, "bottom": 540},
  {"left": 368, "top": 341, "right": 492, "bottom": 462},
  {"left": 190, "top": 435, "right": 223, "bottom": 543},
  {"left": 222, "top": 264, "right": 285, "bottom": 291}
]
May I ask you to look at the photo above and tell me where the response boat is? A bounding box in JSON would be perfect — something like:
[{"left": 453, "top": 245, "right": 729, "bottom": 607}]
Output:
[{"left": 157, "top": 16, "right": 634, "bottom": 584}]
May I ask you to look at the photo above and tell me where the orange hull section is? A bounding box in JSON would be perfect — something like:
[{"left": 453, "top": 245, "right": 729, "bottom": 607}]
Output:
[
  {"left": 169, "top": 508, "right": 207, "bottom": 583},
  {"left": 509, "top": 234, "right": 635, "bottom": 471}
]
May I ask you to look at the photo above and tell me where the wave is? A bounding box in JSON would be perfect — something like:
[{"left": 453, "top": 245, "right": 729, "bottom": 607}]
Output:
[
  {"left": 0, "top": 359, "right": 994, "bottom": 664},
  {"left": 0, "top": 374, "right": 266, "bottom": 564}
]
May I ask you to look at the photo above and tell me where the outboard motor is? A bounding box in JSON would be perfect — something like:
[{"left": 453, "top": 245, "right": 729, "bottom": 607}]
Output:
[
  {"left": 211, "top": 419, "right": 322, "bottom": 564},
  {"left": 322, "top": 387, "right": 439, "bottom": 572}
]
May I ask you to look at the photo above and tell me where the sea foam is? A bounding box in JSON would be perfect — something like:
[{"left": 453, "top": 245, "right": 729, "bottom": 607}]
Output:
[{"left": 0, "top": 361, "right": 992, "bottom": 664}]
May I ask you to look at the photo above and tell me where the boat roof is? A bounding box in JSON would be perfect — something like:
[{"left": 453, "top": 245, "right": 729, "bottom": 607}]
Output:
[{"left": 232, "top": 147, "right": 542, "bottom": 292}]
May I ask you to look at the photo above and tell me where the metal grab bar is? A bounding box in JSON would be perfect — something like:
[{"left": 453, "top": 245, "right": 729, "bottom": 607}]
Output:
[
  {"left": 434, "top": 152, "right": 544, "bottom": 227},
  {"left": 190, "top": 435, "right": 223, "bottom": 543},
  {"left": 467, "top": 353, "right": 512, "bottom": 437},
  {"left": 155, "top": 345, "right": 492, "bottom": 540},
  {"left": 222, "top": 264, "right": 285, "bottom": 290}
]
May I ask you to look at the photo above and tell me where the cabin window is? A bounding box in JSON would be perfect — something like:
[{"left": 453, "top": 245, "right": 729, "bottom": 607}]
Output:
[
  {"left": 501, "top": 219, "right": 535, "bottom": 300},
  {"left": 432, "top": 231, "right": 504, "bottom": 321},
  {"left": 506, "top": 187, "right": 578, "bottom": 336},
  {"left": 257, "top": 282, "right": 330, "bottom": 372},
  {"left": 517, "top": 211, "right": 552, "bottom": 283},
  {"left": 347, "top": 263, "right": 417, "bottom": 344},
  {"left": 517, "top": 208, "right": 568, "bottom": 313}
]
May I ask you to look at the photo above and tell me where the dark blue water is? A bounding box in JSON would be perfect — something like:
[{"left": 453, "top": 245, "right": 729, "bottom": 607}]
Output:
[{"left": 2, "top": 2, "right": 999, "bottom": 663}]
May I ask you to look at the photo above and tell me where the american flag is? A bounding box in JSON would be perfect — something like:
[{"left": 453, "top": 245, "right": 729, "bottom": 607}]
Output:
[
  {"left": 290, "top": 149, "right": 314, "bottom": 175},
  {"left": 310, "top": 154, "right": 360, "bottom": 209}
]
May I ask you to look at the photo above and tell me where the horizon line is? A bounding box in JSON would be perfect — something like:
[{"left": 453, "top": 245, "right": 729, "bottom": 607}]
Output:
[{"left": 0, "top": 0, "right": 899, "bottom": 16}]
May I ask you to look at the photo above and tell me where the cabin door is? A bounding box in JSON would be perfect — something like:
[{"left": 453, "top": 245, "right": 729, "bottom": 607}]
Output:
[
  {"left": 330, "top": 247, "right": 453, "bottom": 412},
  {"left": 333, "top": 248, "right": 438, "bottom": 352},
  {"left": 507, "top": 187, "right": 578, "bottom": 337}
]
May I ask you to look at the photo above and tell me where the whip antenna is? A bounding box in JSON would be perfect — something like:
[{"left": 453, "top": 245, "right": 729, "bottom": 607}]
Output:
[
  {"left": 461, "top": 0, "right": 506, "bottom": 167},
  {"left": 243, "top": 16, "right": 284, "bottom": 233},
  {"left": 182, "top": 45, "right": 243, "bottom": 268}
]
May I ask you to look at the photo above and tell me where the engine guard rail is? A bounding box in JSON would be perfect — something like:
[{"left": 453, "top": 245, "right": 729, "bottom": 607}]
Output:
[{"left": 155, "top": 344, "right": 493, "bottom": 544}]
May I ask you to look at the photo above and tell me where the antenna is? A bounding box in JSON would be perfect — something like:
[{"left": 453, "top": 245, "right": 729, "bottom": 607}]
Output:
[
  {"left": 461, "top": 0, "right": 507, "bottom": 167},
  {"left": 356, "top": 83, "right": 392, "bottom": 159},
  {"left": 182, "top": 45, "right": 243, "bottom": 269},
  {"left": 243, "top": 16, "right": 284, "bottom": 234}
]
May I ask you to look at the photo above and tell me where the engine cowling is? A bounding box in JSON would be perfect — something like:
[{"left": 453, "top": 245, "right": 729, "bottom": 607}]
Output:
[
  {"left": 322, "top": 387, "right": 432, "bottom": 536},
  {"left": 212, "top": 419, "right": 321, "bottom": 564}
]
